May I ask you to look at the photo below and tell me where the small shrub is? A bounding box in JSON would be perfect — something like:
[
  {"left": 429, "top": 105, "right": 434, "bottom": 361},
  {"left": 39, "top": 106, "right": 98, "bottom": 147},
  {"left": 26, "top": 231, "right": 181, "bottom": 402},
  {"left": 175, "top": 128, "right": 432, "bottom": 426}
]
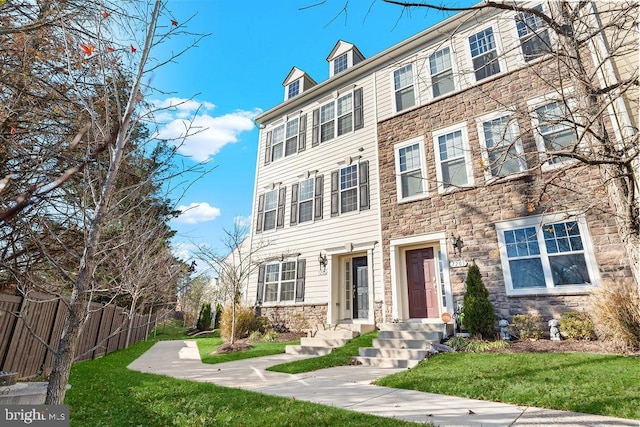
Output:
[
  {"left": 220, "top": 304, "right": 256, "bottom": 341},
  {"left": 445, "top": 336, "right": 469, "bottom": 351},
  {"left": 262, "top": 330, "right": 280, "bottom": 342},
  {"left": 465, "top": 339, "right": 510, "bottom": 353},
  {"left": 462, "top": 264, "right": 496, "bottom": 338},
  {"left": 253, "top": 316, "right": 271, "bottom": 334},
  {"left": 248, "top": 331, "right": 263, "bottom": 341},
  {"left": 214, "top": 303, "right": 223, "bottom": 329},
  {"left": 560, "top": 312, "right": 596, "bottom": 340},
  {"left": 590, "top": 281, "right": 640, "bottom": 351},
  {"left": 510, "top": 313, "right": 544, "bottom": 340},
  {"left": 196, "top": 303, "right": 212, "bottom": 331}
]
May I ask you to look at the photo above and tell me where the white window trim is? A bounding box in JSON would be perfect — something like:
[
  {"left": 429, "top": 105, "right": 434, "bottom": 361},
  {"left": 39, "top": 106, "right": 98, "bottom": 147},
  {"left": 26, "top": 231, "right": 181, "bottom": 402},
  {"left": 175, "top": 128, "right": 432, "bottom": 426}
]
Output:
[
  {"left": 262, "top": 188, "right": 279, "bottom": 232},
  {"left": 475, "top": 111, "right": 527, "bottom": 183},
  {"left": 297, "top": 177, "right": 315, "bottom": 224},
  {"left": 394, "top": 136, "right": 428, "bottom": 203},
  {"left": 425, "top": 44, "right": 458, "bottom": 101},
  {"left": 319, "top": 91, "right": 356, "bottom": 143},
  {"left": 339, "top": 164, "right": 359, "bottom": 214},
  {"left": 270, "top": 116, "right": 300, "bottom": 162},
  {"left": 287, "top": 79, "right": 300, "bottom": 100},
  {"left": 432, "top": 122, "right": 474, "bottom": 194},
  {"left": 391, "top": 62, "right": 419, "bottom": 113},
  {"left": 465, "top": 24, "right": 506, "bottom": 84},
  {"left": 527, "top": 91, "right": 579, "bottom": 171},
  {"left": 511, "top": 3, "right": 555, "bottom": 66},
  {"left": 263, "top": 260, "right": 298, "bottom": 304},
  {"left": 495, "top": 213, "right": 600, "bottom": 296}
]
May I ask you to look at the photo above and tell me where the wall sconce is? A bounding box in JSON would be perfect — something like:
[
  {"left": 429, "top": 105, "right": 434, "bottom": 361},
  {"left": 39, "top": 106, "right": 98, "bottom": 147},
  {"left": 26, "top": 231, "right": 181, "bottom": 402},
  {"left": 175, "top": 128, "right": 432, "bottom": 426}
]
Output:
[
  {"left": 318, "top": 252, "right": 328, "bottom": 273},
  {"left": 450, "top": 233, "right": 464, "bottom": 257}
]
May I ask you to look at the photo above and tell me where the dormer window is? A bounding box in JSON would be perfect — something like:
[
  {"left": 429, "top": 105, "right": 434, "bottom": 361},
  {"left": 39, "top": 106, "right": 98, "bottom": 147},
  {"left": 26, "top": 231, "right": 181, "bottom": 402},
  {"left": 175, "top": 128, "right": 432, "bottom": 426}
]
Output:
[
  {"left": 287, "top": 80, "right": 300, "bottom": 99},
  {"left": 333, "top": 53, "right": 348, "bottom": 75}
]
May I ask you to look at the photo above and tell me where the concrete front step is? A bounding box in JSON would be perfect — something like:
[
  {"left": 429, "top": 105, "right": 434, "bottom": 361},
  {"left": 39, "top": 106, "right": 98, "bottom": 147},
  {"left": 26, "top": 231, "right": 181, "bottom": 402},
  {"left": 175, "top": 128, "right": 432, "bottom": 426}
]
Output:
[
  {"left": 285, "top": 345, "right": 333, "bottom": 356},
  {"left": 372, "top": 338, "right": 432, "bottom": 349},
  {"left": 300, "top": 337, "right": 350, "bottom": 347},
  {"left": 381, "top": 322, "right": 443, "bottom": 333},
  {"left": 377, "top": 330, "right": 442, "bottom": 341},
  {"left": 352, "top": 356, "right": 421, "bottom": 369},
  {"left": 311, "top": 330, "right": 359, "bottom": 339},
  {"left": 359, "top": 347, "right": 430, "bottom": 360}
]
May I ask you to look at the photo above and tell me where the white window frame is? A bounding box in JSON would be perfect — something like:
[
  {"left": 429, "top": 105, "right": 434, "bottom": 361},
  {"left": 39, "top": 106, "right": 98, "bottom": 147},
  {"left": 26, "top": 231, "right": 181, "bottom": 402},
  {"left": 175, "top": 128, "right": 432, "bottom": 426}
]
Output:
[
  {"left": 475, "top": 111, "right": 527, "bottom": 182},
  {"left": 339, "top": 164, "right": 359, "bottom": 213},
  {"left": 432, "top": 123, "right": 474, "bottom": 193},
  {"left": 297, "top": 177, "right": 315, "bottom": 223},
  {"left": 392, "top": 63, "right": 418, "bottom": 113},
  {"left": 394, "top": 136, "right": 428, "bottom": 202},
  {"left": 319, "top": 92, "right": 355, "bottom": 143},
  {"left": 264, "top": 261, "right": 297, "bottom": 303},
  {"left": 514, "top": 4, "right": 552, "bottom": 63},
  {"left": 467, "top": 25, "right": 503, "bottom": 82},
  {"left": 527, "top": 92, "right": 578, "bottom": 171},
  {"left": 262, "top": 189, "right": 279, "bottom": 231},
  {"left": 495, "top": 214, "right": 599, "bottom": 296},
  {"left": 271, "top": 117, "right": 299, "bottom": 162},
  {"left": 428, "top": 46, "right": 456, "bottom": 99},
  {"left": 287, "top": 79, "right": 300, "bottom": 99},
  {"left": 333, "top": 52, "right": 348, "bottom": 75}
]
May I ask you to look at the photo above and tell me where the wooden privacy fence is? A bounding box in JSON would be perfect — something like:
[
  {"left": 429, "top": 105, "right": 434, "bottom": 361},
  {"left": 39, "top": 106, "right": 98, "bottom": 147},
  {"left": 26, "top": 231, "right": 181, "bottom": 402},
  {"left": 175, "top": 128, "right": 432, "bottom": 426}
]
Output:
[{"left": 0, "top": 293, "right": 168, "bottom": 379}]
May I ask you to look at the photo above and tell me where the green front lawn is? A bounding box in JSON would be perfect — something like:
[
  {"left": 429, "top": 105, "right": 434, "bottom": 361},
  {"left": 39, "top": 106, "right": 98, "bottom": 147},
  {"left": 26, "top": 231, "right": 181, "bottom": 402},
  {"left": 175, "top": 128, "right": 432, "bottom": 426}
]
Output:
[
  {"left": 197, "top": 336, "right": 301, "bottom": 365},
  {"left": 267, "top": 331, "right": 377, "bottom": 374},
  {"left": 66, "top": 335, "right": 419, "bottom": 426},
  {"left": 374, "top": 352, "right": 640, "bottom": 420}
]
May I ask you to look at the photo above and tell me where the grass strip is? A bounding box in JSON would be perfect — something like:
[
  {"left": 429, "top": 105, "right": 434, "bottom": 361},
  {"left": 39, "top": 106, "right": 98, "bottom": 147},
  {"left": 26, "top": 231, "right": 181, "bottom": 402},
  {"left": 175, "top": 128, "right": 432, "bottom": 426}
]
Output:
[
  {"left": 374, "top": 351, "right": 640, "bottom": 420},
  {"left": 66, "top": 329, "right": 419, "bottom": 426},
  {"left": 267, "top": 331, "right": 377, "bottom": 374},
  {"left": 198, "top": 337, "right": 301, "bottom": 364}
]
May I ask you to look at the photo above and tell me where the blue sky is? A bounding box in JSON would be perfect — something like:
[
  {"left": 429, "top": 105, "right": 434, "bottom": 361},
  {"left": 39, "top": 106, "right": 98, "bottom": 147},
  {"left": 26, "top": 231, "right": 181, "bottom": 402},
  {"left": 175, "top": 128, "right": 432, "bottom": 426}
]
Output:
[{"left": 155, "top": 0, "right": 472, "bottom": 262}]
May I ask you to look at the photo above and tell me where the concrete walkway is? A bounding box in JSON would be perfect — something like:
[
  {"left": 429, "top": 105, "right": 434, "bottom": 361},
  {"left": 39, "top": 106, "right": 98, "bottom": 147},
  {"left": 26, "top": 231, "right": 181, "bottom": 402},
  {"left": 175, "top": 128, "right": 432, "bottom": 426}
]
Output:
[{"left": 128, "top": 340, "right": 638, "bottom": 426}]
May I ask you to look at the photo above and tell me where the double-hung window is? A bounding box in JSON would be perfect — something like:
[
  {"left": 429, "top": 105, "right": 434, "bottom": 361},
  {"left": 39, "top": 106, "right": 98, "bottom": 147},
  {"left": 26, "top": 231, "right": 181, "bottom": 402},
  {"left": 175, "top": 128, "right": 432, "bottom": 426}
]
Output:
[
  {"left": 320, "top": 94, "right": 354, "bottom": 142},
  {"left": 393, "top": 64, "right": 416, "bottom": 112},
  {"left": 433, "top": 124, "right": 473, "bottom": 192},
  {"left": 337, "top": 93, "right": 353, "bottom": 135},
  {"left": 516, "top": 4, "right": 551, "bottom": 62},
  {"left": 340, "top": 164, "right": 359, "bottom": 213},
  {"left": 320, "top": 102, "right": 335, "bottom": 143},
  {"left": 334, "top": 53, "right": 348, "bottom": 75},
  {"left": 262, "top": 189, "right": 278, "bottom": 231},
  {"left": 271, "top": 118, "right": 299, "bottom": 161},
  {"left": 469, "top": 27, "right": 501, "bottom": 81},
  {"left": 496, "top": 215, "right": 598, "bottom": 295},
  {"left": 395, "top": 137, "right": 427, "bottom": 201},
  {"left": 429, "top": 47, "right": 454, "bottom": 98},
  {"left": 477, "top": 113, "right": 526, "bottom": 179},
  {"left": 287, "top": 79, "right": 300, "bottom": 99},
  {"left": 298, "top": 178, "right": 314, "bottom": 223},
  {"left": 264, "top": 261, "right": 296, "bottom": 302},
  {"left": 532, "top": 100, "right": 577, "bottom": 168}
]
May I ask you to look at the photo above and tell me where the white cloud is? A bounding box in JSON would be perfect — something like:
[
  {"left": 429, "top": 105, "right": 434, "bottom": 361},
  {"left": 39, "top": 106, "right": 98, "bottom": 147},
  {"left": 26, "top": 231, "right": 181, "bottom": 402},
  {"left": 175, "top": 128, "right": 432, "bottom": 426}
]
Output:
[
  {"left": 234, "top": 215, "right": 252, "bottom": 228},
  {"left": 175, "top": 202, "right": 221, "bottom": 224},
  {"left": 171, "top": 241, "right": 196, "bottom": 263},
  {"left": 150, "top": 97, "right": 260, "bottom": 162}
]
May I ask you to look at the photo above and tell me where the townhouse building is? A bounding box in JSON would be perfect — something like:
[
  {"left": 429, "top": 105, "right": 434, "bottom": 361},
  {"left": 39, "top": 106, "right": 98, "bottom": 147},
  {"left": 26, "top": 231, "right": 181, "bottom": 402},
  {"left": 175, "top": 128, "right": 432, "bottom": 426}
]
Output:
[{"left": 247, "top": 1, "right": 638, "bottom": 333}]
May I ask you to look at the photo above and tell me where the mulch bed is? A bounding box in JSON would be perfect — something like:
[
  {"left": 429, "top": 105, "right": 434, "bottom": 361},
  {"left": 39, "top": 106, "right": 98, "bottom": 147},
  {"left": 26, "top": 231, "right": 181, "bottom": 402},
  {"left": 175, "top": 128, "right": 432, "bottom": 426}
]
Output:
[{"left": 490, "top": 339, "right": 639, "bottom": 355}]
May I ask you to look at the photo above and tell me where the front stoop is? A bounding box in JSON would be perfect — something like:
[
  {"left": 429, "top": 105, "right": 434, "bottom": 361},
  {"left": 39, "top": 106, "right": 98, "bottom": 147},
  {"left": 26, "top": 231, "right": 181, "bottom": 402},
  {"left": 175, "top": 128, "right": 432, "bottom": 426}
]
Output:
[
  {"left": 352, "top": 323, "right": 444, "bottom": 368},
  {"left": 285, "top": 323, "right": 374, "bottom": 356}
]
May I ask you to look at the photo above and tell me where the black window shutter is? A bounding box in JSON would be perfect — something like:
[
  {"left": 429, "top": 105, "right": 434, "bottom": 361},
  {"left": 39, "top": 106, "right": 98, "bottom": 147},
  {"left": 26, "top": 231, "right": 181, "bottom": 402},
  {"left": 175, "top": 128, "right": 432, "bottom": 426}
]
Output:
[
  {"left": 290, "top": 183, "right": 299, "bottom": 226},
  {"left": 295, "top": 259, "right": 306, "bottom": 302},
  {"left": 276, "top": 186, "right": 286, "bottom": 229},
  {"left": 311, "top": 109, "right": 320, "bottom": 147},
  {"left": 359, "top": 161, "right": 370, "bottom": 210},
  {"left": 264, "top": 131, "right": 272, "bottom": 165},
  {"left": 314, "top": 175, "right": 323, "bottom": 220},
  {"left": 256, "top": 194, "right": 265, "bottom": 233},
  {"left": 256, "top": 265, "right": 265, "bottom": 303},
  {"left": 298, "top": 114, "right": 307, "bottom": 152},
  {"left": 330, "top": 170, "right": 339, "bottom": 217},
  {"left": 354, "top": 88, "right": 364, "bottom": 130}
]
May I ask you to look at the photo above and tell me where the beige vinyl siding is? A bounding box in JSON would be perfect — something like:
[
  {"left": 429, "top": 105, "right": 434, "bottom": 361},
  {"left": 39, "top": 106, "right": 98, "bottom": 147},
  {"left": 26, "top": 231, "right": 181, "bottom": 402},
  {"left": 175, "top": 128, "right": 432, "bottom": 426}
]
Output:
[{"left": 249, "top": 75, "right": 383, "bottom": 308}]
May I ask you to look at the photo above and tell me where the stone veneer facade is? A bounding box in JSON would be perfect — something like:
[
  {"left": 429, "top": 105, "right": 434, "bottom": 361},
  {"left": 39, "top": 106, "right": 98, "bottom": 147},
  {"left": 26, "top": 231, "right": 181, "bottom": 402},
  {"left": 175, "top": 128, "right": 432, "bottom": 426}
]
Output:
[
  {"left": 377, "top": 61, "right": 635, "bottom": 322},
  {"left": 258, "top": 303, "right": 328, "bottom": 332}
]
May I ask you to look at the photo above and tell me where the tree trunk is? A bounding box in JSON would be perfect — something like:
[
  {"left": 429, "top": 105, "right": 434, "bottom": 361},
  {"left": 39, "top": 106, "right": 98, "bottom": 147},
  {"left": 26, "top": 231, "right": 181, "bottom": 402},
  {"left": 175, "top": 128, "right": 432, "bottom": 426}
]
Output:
[{"left": 231, "top": 301, "right": 236, "bottom": 345}]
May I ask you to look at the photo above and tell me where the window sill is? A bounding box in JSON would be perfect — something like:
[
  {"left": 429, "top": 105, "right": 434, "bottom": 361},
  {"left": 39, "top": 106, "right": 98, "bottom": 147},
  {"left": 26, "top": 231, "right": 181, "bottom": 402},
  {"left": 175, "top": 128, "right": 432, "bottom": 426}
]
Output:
[
  {"left": 397, "top": 194, "right": 429, "bottom": 204},
  {"left": 506, "top": 284, "right": 594, "bottom": 297},
  {"left": 484, "top": 171, "right": 530, "bottom": 186}
]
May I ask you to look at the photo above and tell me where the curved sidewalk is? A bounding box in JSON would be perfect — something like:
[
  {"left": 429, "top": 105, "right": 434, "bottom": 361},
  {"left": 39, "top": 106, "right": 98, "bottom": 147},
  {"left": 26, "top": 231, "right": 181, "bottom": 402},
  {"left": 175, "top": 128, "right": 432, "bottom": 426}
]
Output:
[{"left": 128, "top": 340, "right": 638, "bottom": 426}]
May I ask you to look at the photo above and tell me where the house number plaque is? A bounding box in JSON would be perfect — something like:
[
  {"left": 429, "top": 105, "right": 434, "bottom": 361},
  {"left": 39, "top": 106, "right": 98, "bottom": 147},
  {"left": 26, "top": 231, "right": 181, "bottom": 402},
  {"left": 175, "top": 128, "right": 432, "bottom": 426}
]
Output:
[{"left": 449, "top": 260, "right": 468, "bottom": 268}]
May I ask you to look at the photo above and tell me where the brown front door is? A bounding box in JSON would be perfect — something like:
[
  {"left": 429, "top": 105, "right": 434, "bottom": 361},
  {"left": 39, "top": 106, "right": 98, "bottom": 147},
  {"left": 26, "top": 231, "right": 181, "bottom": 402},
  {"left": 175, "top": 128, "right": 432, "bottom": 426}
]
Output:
[{"left": 406, "top": 248, "right": 439, "bottom": 318}]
